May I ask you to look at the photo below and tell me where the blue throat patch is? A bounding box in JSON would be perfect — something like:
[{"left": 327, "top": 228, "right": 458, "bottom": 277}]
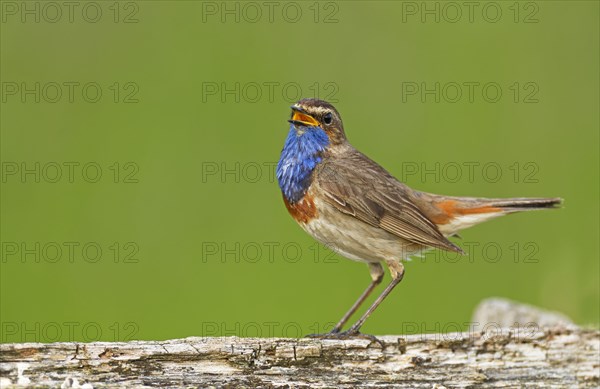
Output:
[{"left": 277, "top": 124, "right": 330, "bottom": 203}]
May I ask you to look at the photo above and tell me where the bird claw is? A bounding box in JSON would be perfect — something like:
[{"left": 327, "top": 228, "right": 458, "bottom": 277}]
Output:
[{"left": 304, "top": 330, "right": 384, "bottom": 347}]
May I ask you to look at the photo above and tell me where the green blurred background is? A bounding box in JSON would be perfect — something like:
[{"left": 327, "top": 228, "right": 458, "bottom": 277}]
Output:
[{"left": 1, "top": 1, "right": 598, "bottom": 342}]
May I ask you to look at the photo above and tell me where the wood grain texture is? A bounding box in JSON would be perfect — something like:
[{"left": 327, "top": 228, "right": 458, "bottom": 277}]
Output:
[
  {"left": 1, "top": 300, "right": 597, "bottom": 388},
  {"left": 1, "top": 327, "right": 598, "bottom": 388}
]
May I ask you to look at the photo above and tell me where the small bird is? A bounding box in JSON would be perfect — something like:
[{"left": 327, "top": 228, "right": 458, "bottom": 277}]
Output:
[{"left": 276, "top": 98, "right": 562, "bottom": 338}]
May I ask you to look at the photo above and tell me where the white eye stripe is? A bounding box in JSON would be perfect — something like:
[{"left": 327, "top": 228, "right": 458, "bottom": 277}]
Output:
[{"left": 297, "top": 105, "right": 338, "bottom": 121}]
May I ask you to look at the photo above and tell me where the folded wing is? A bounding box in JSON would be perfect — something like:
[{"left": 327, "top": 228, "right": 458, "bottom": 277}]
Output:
[{"left": 316, "top": 149, "right": 464, "bottom": 254}]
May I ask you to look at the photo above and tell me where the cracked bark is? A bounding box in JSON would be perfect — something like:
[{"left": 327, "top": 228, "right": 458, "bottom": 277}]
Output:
[{"left": 1, "top": 299, "right": 598, "bottom": 388}]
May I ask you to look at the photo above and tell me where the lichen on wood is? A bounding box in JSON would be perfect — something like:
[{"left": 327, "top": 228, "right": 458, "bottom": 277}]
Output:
[{"left": 1, "top": 327, "right": 598, "bottom": 388}]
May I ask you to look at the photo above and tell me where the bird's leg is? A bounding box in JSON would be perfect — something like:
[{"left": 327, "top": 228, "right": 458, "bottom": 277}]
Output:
[
  {"left": 305, "top": 263, "right": 384, "bottom": 338},
  {"left": 345, "top": 260, "right": 405, "bottom": 335},
  {"left": 329, "top": 262, "right": 384, "bottom": 334}
]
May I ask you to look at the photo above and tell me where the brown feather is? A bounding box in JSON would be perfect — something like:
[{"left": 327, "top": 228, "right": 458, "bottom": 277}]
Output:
[
  {"left": 414, "top": 194, "right": 562, "bottom": 225},
  {"left": 315, "top": 146, "right": 464, "bottom": 254},
  {"left": 283, "top": 193, "right": 318, "bottom": 224}
]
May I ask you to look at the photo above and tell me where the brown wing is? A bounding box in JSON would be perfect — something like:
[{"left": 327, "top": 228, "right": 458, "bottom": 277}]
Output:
[{"left": 315, "top": 148, "right": 464, "bottom": 254}]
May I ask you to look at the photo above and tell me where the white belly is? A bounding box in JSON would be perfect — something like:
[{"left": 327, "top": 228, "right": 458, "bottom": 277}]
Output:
[{"left": 299, "top": 197, "right": 422, "bottom": 263}]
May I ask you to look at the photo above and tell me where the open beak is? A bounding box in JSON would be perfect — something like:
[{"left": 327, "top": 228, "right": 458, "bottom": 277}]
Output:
[{"left": 288, "top": 106, "right": 320, "bottom": 127}]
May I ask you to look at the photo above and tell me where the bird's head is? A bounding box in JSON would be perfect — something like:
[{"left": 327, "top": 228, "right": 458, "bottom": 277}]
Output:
[
  {"left": 277, "top": 99, "right": 346, "bottom": 203},
  {"left": 288, "top": 98, "right": 347, "bottom": 145}
]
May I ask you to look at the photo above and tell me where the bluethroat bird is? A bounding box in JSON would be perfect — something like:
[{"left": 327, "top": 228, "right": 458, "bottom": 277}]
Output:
[{"left": 276, "top": 98, "right": 561, "bottom": 338}]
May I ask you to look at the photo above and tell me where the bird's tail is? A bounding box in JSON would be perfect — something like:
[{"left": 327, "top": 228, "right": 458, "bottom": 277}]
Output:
[
  {"left": 418, "top": 194, "right": 563, "bottom": 234},
  {"left": 462, "top": 197, "right": 563, "bottom": 212}
]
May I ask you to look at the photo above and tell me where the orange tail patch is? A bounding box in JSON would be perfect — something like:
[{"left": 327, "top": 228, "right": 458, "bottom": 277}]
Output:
[{"left": 431, "top": 200, "right": 502, "bottom": 225}]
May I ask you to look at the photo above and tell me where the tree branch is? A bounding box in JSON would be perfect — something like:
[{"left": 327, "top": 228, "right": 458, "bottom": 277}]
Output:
[{"left": 1, "top": 300, "right": 598, "bottom": 388}]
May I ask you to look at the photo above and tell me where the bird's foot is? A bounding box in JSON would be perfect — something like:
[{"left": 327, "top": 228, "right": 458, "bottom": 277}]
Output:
[{"left": 304, "top": 330, "right": 384, "bottom": 347}]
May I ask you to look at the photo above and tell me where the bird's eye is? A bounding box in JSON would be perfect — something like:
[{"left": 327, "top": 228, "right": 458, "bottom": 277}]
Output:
[{"left": 323, "top": 112, "right": 333, "bottom": 125}]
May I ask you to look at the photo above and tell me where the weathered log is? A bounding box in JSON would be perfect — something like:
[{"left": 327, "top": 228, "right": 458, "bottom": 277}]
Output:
[{"left": 1, "top": 300, "right": 598, "bottom": 388}]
